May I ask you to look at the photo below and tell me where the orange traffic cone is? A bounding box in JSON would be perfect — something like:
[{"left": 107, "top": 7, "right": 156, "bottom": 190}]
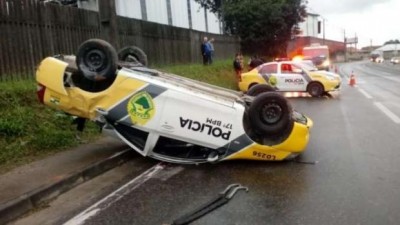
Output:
[{"left": 349, "top": 72, "right": 356, "bottom": 86}]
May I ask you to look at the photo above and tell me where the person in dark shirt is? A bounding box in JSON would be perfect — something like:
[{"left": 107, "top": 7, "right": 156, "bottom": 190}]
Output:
[
  {"left": 201, "top": 37, "right": 211, "bottom": 65},
  {"left": 248, "top": 55, "right": 264, "bottom": 71},
  {"left": 208, "top": 38, "right": 215, "bottom": 64},
  {"left": 233, "top": 53, "right": 243, "bottom": 81}
]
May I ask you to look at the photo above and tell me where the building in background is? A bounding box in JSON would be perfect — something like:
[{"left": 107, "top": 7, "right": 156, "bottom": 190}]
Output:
[
  {"left": 288, "top": 13, "right": 346, "bottom": 62},
  {"left": 77, "top": 0, "right": 222, "bottom": 34},
  {"left": 298, "top": 12, "right": 320, "bottom": 37},
  {"left": 372, "top": 44, "right": 399, "bottom": 59}
]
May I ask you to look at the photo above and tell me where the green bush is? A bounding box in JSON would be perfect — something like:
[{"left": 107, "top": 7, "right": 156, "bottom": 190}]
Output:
[
  {"left": 0, "top": 118, "right": 25, "bottom": 137},
  {"left": 0, "top": 80, "right": 99, "bottom": 172}
]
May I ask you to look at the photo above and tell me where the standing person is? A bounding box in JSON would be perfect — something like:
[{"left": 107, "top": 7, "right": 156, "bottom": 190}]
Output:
[
  {"left": 201, "top": 36, "right": 210, "bottom": 65},
  {"left": 208, "top": 38, "right": 215, "bottom": 64},
  {"left": 233, "top": 53, "right": 243, "bottom": 82},
  {"left": 248, "top": 55, "right": 264, "bottom": 71},
  {"left": 71, "top": 116, "right": 86, "bottom": 142},
  {"left": 248, "top": 56, "right": 256, "bottom": 70}
]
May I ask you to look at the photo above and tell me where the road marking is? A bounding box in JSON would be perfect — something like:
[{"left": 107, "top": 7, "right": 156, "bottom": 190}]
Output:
[
  {"left": 283, "top": 92, "right": 310, "bottom": 98},
  {"left": 357, "top": 65, "right": 400, "bottom": 83},
  {"left": 358, "top": 88, "right": 373, "bottom": 99},
  {"left": 64, "top": 163, "right": 166, "bottom": 225},
  {"left": 374, "top": 102, "right": 400, "bottom": 124}
]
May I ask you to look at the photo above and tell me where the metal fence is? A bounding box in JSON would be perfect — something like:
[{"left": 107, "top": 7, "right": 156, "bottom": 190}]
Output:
[
  {"left": 0, "top": 0, "right": 100, "bottom": 80},
  {"left": 0, "top": 0, "right": 240, "bottom": 81}
]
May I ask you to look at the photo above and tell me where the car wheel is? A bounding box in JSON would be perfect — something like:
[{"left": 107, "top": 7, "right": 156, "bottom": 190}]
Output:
[
  {"left": 248, "top": 92, "right": 293, "bottom": 135},
  {"left": 118, "top": 46, "right": 148, "bottom": 66},
  {"left": 247, "top": 84, "right": 276, "bottom": 96},
  {"left": 307, "top": 82, "right": 324, "bottom": 97},
  {"left": 76, "top": 39, "right": 118, "bottom": 81}
]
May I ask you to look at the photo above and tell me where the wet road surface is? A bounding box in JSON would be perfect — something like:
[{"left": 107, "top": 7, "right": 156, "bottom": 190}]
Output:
[{"left": 58, "top": 61, "right": 400, "bottom": 225}]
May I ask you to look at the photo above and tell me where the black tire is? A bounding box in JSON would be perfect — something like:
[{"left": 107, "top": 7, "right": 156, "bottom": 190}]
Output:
[
  {"left": 307, "top": 82, "right": 324, "bottom": 97},
  {"left": 247, "top": 84, "right": 276, "bottom": 96},
  {"left": 118, "top": 46, "right": 148, "bottom": 66},
  {"left": 76, "top": 39, "right": 118, "bottom": 81},
  {"left": 248, "top": 92, "right": 293, "bottom": 135}
]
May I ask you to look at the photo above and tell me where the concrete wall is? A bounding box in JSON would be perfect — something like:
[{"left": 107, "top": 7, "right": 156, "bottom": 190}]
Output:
[
  {"left": 78, "top": 0, "right": 237, "bottom": 65},
  {"left": 170, "top": 0, "right": 190, "bottom": 29},
  {"left": 190, "top": 0, "right": 207, "bottom": 32},
  {"left": 207, "top": 10, "right": 221, "bottom": 34},
  {"left": 115, "top": 0, "right": 141, "bottom": 19},
  {"left": 146, "top": 0, "right": 169, "bottom": 25},
  {"left": 78, "top": 0, "right": 222, "bottom": 34},
  {"left": 0, "top": 1, "right": 240, "bottom": 80},
  {"left": 118, "top": 17, "right": 240, "bottom": 66}
]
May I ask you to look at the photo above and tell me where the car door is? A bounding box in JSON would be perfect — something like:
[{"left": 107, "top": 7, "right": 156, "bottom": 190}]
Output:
[
  {"left": 257, "top": 63, "right": 280, "bottom": 88},
  {"left": 157, "top": 87, "right": 238, "bottom": 150},
  {"left": 278, "top": 63, "right": 308, "bottom": 91}
]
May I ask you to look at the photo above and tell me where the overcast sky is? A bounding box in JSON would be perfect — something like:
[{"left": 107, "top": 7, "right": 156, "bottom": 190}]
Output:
[{"left": 307, "top": 0, "right": 400, "bottom": 48}]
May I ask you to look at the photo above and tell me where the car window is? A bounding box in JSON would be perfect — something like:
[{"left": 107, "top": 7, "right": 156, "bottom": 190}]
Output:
[
  {"left": 281, "top": 63, "right": 293, "bottom": 73},
  {"left": 291, "top": 64, "right": 304, "bottom": 74},
  {"left": 299, "top": 60, "right": 317, "bottom": 71},
  {"left": 258, "top": 63, "right": 277, "bottom": 74}
]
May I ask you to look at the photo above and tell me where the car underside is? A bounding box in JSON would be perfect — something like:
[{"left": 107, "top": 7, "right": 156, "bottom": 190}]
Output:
[{"left": 36, "top": 39, "right": 313, "bottom": 164}]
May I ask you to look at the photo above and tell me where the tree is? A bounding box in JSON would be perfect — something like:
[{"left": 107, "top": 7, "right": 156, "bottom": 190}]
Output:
[
  {"left": 384, "top": 39, "right": 400, "bottom": 45},
  {"left": 195, "top": 0, "right": 307, "bottom": 57}
]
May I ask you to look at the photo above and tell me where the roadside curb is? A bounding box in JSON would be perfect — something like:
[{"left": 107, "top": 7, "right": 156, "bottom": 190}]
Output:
[{"left": 0, "top": 148, "right": 134, "bottom": 225}]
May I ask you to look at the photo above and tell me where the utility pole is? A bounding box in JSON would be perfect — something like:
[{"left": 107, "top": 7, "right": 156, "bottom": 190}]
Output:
[
  {"left": 344, "top": 29, "right": 347, "bottom": 62},
  {"left": 98, "top": 0, "right": 119, "bottom": 49},
  {"left": 355, "top": 33, "right": 357, "bottom": 53},
  {"left": 323, "top": 18, "right": 325, "bottom": 45}
]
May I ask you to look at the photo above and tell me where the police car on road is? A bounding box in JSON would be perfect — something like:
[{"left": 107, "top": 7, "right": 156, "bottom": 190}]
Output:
[{"left": 239, "top": 61, "right": 341, "bottom": 97}]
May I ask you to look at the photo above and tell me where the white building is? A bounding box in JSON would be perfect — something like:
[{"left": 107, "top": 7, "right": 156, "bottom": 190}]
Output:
[
  {"left": 77, "top": 0, "right": 222, "bottom": 34},
  {"left": 298, "top": 12, "right": 346, "bottom": 43},
  {"left": 372, "top": 44, "right": 400, "bottom": 59},
  {"left": 298, "top": 13, "right": 320, "bottom": 37}
]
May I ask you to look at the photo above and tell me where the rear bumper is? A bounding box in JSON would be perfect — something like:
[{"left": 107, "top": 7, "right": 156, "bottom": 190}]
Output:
[{"left": 36, "top": 57, "right": 68, "bottom": 96}]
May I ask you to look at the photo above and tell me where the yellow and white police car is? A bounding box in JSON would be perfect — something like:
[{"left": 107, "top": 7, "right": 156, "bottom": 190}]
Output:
[
  {"left": 239, "top": 61, "right": 341, "bottom": 97},
  {"left": 36, "top": 39, "right": 312, "bottom": 164}
]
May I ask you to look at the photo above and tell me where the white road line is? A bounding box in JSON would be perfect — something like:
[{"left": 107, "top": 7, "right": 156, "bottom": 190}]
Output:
[
  {"left": 358, "top": 88, "right": 373, "bottom": 99},
  {"left": 283, "top": 92, "right": 310, "bottom": 98},
  {"left": 374, "top": 102, "right": 400, "bottom": 124},
  {"left": 64, "top": 163, "right": 165, "bottom": 225}
]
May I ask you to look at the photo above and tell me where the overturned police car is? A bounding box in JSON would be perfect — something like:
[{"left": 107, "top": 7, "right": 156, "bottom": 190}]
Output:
[{"left": 36, "top": 39, "right": 312, "bottom": 164}]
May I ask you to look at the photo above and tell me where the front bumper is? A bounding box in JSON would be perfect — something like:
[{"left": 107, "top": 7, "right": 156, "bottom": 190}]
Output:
[{"left": 324, "top": 79, "right": 341, "bottom": 92}]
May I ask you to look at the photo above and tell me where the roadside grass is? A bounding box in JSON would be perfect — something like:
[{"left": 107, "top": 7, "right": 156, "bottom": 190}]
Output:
[
  {"left": 157, "top": 59, "right": 239, "bottom": 90},
  {"left": 0, "top": 59, "right": 238, "bottom": 173},
  {"left": 0, "top": 80, "right": 100, "bottom": 173}
]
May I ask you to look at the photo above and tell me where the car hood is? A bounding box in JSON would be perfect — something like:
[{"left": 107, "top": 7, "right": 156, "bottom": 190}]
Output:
[
  {"left": 241, "top": 69, "right": 259, "bottom": 76},
  {"left": 309, "top": 70, "right": 341, "bottom": 80}
]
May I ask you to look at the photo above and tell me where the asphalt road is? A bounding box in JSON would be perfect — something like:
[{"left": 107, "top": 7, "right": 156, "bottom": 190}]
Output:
[{"left": 21, "top": 61, "right": 400, "bottom": 225}]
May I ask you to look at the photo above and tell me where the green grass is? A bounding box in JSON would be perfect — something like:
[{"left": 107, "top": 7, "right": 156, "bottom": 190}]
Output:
[
  {"left": 157, "top": 59, "right": 239, "bottom": 90},
  {"left": 0, "top": 60, "right": 237, "bottom": 173},
  {"left": 0, "top": 80, "right": 100, "bottom": 173}
]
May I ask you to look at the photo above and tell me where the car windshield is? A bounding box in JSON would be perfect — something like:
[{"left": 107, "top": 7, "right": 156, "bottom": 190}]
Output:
[
  {"left": 299, "top": 60, "right": 318, "bottom": 71},
  {"left": 293, "top": 62, "right": 316, "bottom": 72},
  {"left": 303, "top": 48, "right": 329, "bottom": 59}
]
